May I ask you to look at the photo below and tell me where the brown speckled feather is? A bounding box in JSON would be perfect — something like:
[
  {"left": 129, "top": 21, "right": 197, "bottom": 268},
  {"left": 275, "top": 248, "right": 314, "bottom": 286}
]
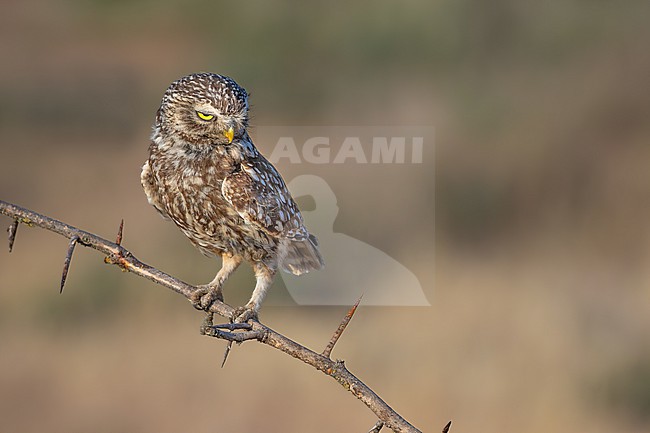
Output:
[{"left": 141, "top": 73, "right": 323, "bottom": 316}]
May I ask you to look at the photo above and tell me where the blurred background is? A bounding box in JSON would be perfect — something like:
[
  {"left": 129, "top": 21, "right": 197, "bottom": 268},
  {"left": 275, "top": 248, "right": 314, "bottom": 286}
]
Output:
[{"left": 1, "top": 1, "right": 650, "bottom": 432}]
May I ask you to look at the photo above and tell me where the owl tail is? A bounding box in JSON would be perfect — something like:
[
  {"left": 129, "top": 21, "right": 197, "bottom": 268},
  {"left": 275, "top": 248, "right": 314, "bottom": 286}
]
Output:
[{"left": 280, "top": 234, "right": 325, "bottom": 276}]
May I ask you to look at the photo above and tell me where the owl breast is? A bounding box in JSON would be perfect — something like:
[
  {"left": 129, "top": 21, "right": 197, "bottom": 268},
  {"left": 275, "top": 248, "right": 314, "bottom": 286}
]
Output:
[{"left": 141, "top": 136, "right": 279, "bottom": 263}]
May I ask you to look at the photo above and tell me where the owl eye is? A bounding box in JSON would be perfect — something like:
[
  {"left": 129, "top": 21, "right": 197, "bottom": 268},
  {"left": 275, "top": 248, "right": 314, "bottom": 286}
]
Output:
[{"left": 196, "top": 111, "right": 215, "bottom": 121}]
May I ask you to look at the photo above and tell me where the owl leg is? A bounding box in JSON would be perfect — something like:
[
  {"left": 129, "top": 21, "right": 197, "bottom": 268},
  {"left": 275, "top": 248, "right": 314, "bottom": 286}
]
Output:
[
  {"left": 232, "top": 263, "right": 276, "bottom": 323},
  {"left": 191, "top": 254, "right": 242, "bottom": 310}
]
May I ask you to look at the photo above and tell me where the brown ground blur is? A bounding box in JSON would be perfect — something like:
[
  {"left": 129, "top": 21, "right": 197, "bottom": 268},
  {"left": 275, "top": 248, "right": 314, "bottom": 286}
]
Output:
[{"left": 1, "top": 1, "right": 650, "bottom": 432}]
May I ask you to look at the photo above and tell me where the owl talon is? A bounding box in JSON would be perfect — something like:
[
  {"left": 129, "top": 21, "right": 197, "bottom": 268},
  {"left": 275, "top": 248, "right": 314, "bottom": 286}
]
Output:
[
  {"left": 232, "top": 306, "right": 258, "bottom": 324},
  {"left": 190, "top": 284, "right": 224, "bottom": 311},
  {"left": 199, "top": 312, "right": 215, "bottom": 335}
]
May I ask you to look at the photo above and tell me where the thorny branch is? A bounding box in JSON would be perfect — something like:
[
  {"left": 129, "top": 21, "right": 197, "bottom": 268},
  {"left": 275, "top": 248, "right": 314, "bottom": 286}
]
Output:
[{"left": 1, "top": 199, "right": 434, "bottom": 433}]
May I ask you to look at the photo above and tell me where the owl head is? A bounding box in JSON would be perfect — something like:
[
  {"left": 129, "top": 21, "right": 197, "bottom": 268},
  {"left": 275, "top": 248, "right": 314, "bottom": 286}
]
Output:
[{"left": 157, "top": 73, "right": 249, "bottom": 147}]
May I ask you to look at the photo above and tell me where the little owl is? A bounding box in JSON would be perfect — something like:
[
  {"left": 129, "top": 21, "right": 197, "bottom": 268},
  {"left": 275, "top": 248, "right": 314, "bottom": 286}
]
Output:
[{"left": 141, "top": 72, "right": 324, "bottom": 322}]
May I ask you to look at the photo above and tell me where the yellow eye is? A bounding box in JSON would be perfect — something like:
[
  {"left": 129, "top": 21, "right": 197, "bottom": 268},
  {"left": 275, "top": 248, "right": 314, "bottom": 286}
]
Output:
[{"left": 197, "top": 111, "right": 215, "bottom": 121}]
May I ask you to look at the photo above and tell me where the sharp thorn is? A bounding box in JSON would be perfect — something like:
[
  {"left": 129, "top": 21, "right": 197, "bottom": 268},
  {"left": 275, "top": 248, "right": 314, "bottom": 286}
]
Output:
[
  {"left": 116, "top": 219, "right": 124, "bottom": 245},
  {"left": 221, "top": 341, "right": 233, "bottom": 368},
  {"left": 322, "top": 294, "right": 363, "bottom": 358},
  {"left": 7, "top": 219, "right": 19, "bottom": 253},
  {"left": 211, "top": 322, "right": 252, "bottom": 331},
  {"left": 60, "top": 236, "right": 79, "bottom": 294},
  {"left": 442, "top": 420, "right": 452, "bottom": 433},
  {"left": 367, "top": 420, "right": 384, "bottom": 433},
  {"left": 348, "top": 294, "right": 363, "bottom": 319}
]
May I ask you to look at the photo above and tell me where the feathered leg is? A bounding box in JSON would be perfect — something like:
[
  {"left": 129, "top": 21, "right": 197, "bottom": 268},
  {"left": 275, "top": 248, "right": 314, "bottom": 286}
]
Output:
[
  {"left": 191, "top": 254, "right": 242, "bottom": 310},
  {"left": 232, "top": 262, "right": 276, "bottom": 323}
]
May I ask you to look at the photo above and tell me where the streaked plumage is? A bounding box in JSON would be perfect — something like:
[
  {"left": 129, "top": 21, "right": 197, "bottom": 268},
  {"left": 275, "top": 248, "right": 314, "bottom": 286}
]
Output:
[{"left": 141, "top": 73, "right": 323, "bottom": 321}]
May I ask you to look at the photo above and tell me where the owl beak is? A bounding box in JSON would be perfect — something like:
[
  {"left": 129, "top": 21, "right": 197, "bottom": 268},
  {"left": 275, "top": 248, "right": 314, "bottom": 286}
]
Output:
[{"left": 224, "top": 127, "right": 234, "bottom": 144}]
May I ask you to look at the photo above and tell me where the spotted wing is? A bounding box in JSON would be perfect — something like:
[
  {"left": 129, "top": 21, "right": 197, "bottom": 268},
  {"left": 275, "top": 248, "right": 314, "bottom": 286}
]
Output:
[
  {"left": 141, "top": 160, "right": 171, "bottom": 221},
  {"left": 221, "top": 156, "right": 307, "bottom": 240}
]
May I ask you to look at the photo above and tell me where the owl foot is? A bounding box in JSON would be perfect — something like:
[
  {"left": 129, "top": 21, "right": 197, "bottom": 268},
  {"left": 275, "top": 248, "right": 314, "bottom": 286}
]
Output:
[
  {"left": 199, "top": 312, "right": 215, "bottom": 335},
  {"left": 232, "top": 305, "right": 258, "bottom": 324},
  {"left": 190, "top": 284, "right": 224, "bottom": 311}
]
